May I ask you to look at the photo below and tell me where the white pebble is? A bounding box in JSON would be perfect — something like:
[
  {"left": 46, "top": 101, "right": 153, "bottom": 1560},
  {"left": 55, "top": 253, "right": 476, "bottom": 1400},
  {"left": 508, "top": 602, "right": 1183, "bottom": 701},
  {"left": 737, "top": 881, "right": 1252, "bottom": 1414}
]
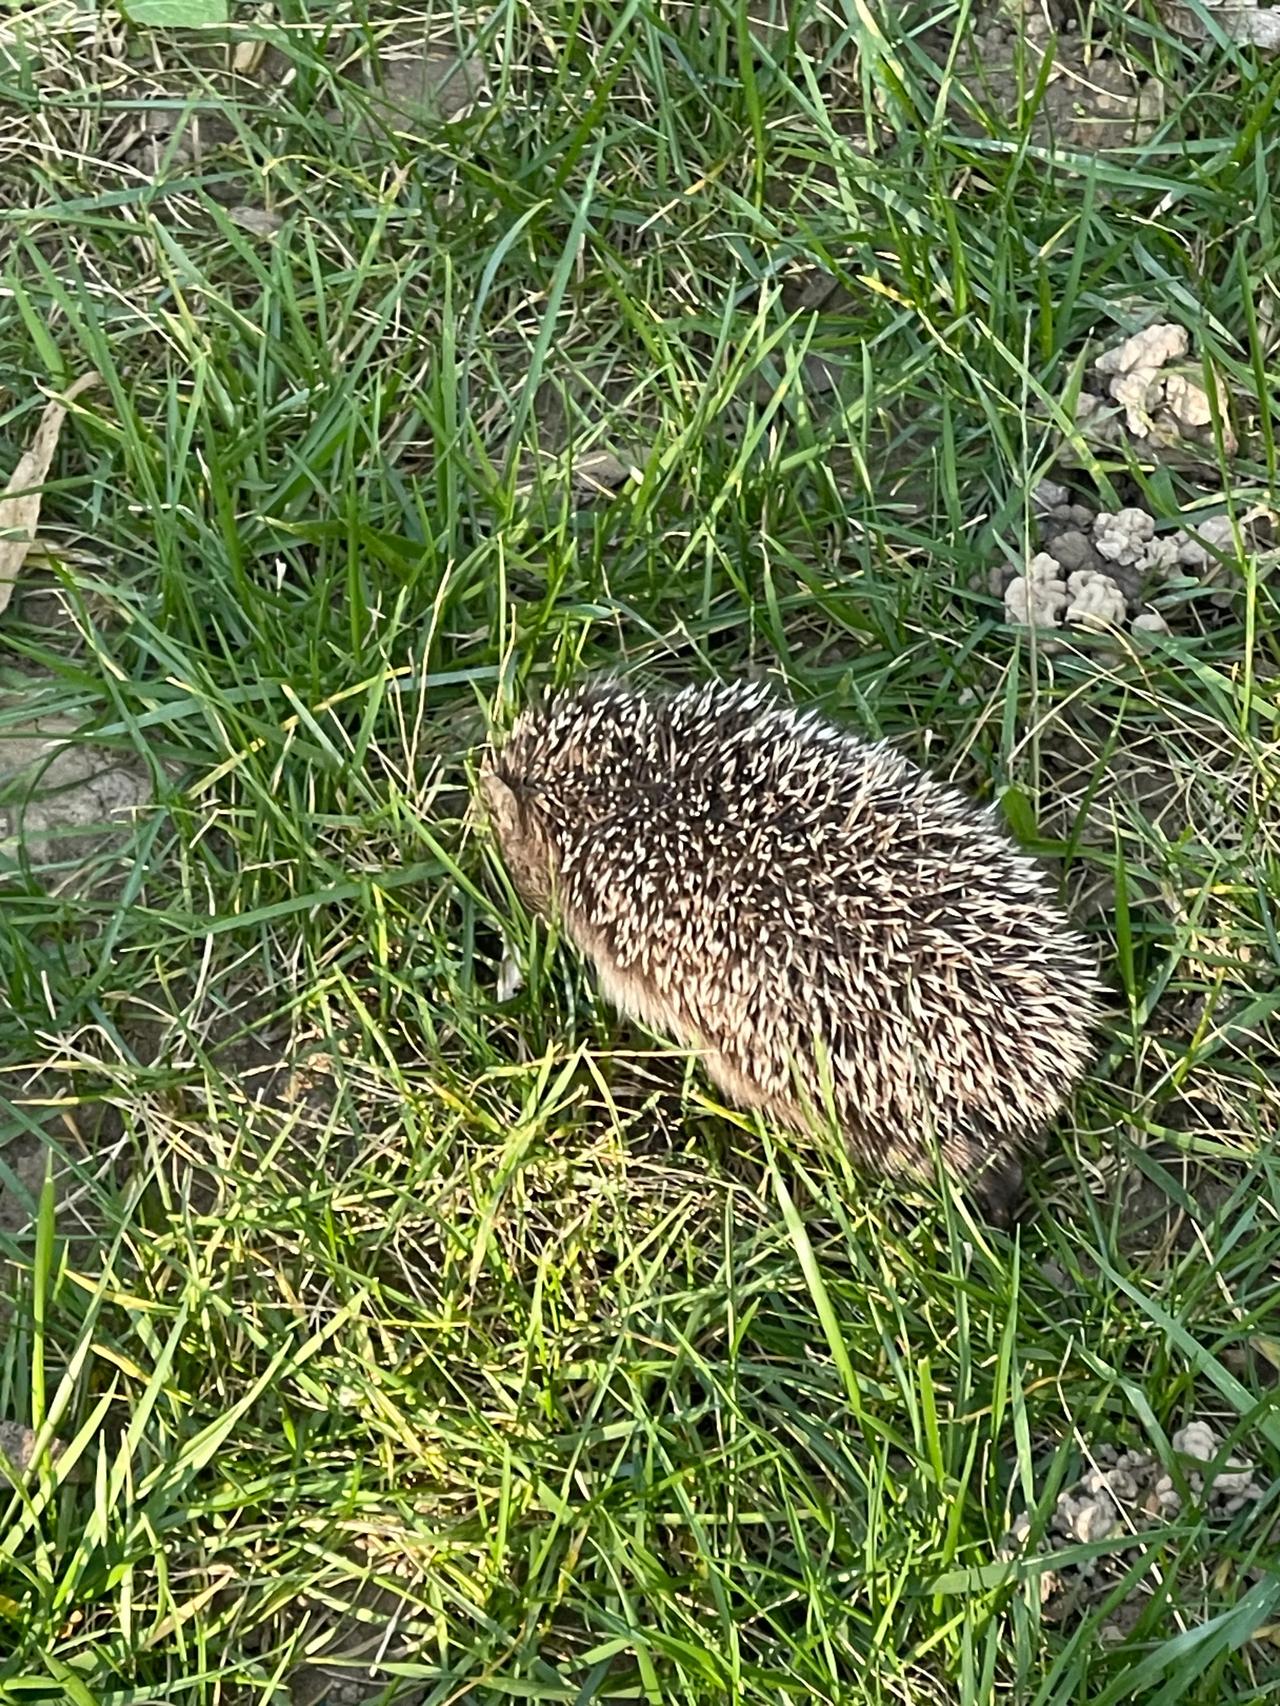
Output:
[
  {"left": 1131, "top": 610, "right": 1170, "bottom": 637},
  {"left": 1173, "top": 1422, "right": 1218, "bottom": 1462}
]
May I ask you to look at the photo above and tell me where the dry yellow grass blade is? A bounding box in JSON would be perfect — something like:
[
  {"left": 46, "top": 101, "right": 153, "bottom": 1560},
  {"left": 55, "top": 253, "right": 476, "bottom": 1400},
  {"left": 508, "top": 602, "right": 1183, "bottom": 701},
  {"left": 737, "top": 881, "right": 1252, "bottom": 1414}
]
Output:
[{"left": 0, "top": 370, "right": 99, "bottom": 619}]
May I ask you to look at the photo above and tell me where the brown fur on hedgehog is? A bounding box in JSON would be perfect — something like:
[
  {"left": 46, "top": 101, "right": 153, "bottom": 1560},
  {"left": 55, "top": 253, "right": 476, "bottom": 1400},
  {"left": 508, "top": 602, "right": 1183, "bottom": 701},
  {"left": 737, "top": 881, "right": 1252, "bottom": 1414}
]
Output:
[{"left": 480, "top": 678, "right": 1102, "bottom": 1221}]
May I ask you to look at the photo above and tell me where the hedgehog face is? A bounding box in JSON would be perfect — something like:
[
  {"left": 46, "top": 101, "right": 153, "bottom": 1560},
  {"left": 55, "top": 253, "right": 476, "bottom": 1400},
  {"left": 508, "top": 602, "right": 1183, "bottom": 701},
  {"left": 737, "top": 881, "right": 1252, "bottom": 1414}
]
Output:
[
  {"left": 479, "top": 761, "right": 558, "bottom": 914},
  {"left": 481, "top": 685, "right": 647, "bottom": 915}
]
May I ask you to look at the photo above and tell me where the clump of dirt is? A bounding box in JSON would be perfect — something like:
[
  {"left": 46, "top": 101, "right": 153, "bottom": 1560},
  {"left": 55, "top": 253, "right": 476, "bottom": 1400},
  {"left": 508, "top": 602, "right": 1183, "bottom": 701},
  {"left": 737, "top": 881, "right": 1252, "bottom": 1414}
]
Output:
[
  {"left": 276, "top": 1570, "right": 434, "bottom": 1706},
  {"left": 0, "top": 716, "right": 156, "bottom": 892},
  {"left": 0, "top": 1418, "right": 65, "bottom": 1482},
  {"left": 999, "top": 1420, "right": 1271, "bottom": 1636},
  {"left": 995, "top": 481, "right": 1276, "bottom": 635},
  {"left": 993, "top": 319, "right": 1265, "bottom": 649},
  {"left": 946, "top": 8, "right": 1162, "bottom": 155},
  {"left": 1062, "top": 323, "right": 1240, "bottom": 465},
  {"left": 1166, "top": 0, "right": 1280, "bottom": 50},
  {"left": 341, "top": 43, "right": 488, "bottom": 134},
  {"left": 6, "top": 11, "right": 490, "bottom": 214}
]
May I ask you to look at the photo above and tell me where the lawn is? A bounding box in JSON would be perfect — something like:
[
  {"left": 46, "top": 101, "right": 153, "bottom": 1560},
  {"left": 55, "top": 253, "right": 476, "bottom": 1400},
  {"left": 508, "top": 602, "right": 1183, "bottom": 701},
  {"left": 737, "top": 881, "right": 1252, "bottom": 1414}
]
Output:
[{"left": 1, "top": 2, "right": 1279, "bottom": 1702}]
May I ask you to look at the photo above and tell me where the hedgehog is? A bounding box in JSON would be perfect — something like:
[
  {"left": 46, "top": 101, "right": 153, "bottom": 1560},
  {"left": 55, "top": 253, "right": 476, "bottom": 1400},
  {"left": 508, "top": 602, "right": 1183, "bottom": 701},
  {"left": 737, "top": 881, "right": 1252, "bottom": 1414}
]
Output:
[{"left": 479, "top": 678, "right": 1102, "bottom": 1221}]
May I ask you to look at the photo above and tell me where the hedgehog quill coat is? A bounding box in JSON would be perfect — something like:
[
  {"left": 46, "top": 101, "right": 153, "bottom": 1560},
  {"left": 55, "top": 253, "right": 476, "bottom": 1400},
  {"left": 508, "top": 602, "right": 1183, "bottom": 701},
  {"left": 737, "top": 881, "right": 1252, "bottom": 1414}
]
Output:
[{"left": 481, "top": 680, "right": 1100, "bottom": 1209}]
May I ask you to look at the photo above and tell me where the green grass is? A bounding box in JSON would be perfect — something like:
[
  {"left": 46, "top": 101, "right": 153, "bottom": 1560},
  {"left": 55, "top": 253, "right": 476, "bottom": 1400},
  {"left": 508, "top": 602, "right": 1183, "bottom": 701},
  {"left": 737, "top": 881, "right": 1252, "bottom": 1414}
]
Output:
[{"left": 1, "top": 2, "right": 1279, "bottom": 1701}]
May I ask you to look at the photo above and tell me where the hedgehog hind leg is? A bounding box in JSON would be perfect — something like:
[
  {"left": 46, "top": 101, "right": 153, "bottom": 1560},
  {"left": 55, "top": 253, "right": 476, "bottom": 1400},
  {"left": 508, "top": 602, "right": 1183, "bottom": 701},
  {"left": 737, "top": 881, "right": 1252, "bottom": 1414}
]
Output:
[
  {"left": 968, "top": 1152, "right": 1026, "bottom": 1228},
  {"left": 875, "top": 1127, "right": 1026, "bottom": 1223},
  {"left": 925, "top": 1097, "right": 1029, "bottom": 1225}
]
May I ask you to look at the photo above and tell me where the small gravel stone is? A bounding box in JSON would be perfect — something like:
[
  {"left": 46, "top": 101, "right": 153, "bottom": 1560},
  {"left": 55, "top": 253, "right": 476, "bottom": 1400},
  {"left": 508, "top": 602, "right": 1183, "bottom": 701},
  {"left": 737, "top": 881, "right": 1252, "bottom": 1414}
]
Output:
[
  {"left": 1040, "top": 501, "right": 1098, "bottom": 543},
  {"left": 1176, "top": 515, "right": 1235, "bottom": 570},
  {"left": 1033, "top": 478, "right": 1070, "bottom": 510},
  {"left": 988, "top": 560, "right": 1019, "bottom": 598},
  {"left": 1141, "top": 536, "right": 1181, "bottom": 574},
  {"left": 1131, "top": 610, "right": 1171, "bottom": 637},
  {"left": 1174, "top": 1421, "right": 1218, "bottom": 1462},
  {"left": 1066, "top": 569, "right": 1127, "bottom": 628},
  {"left": 1050, "top": 529, "right": 1104, "bottom": 573},
  {"left": 1005, "top": 553, "right": 1069, "bottom": 627},
  {"left": 1094, "top": 507, "right": 1156, "bottom": 566}
]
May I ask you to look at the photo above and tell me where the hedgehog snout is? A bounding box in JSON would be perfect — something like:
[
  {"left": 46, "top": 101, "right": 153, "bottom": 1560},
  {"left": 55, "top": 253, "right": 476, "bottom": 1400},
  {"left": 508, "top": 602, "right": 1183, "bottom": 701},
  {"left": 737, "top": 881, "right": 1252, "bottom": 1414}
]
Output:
[{"left": 480, "top": 765, "right": 557, "bottom": 914}]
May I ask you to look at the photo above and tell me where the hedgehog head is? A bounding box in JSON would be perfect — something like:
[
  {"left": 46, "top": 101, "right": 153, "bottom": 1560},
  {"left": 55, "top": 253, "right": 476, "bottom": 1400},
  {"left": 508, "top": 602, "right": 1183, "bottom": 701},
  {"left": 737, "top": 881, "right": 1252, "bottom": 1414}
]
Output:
[
  {"left": 479, "top": 763, "right": 556, "bottom": 912},
  {"left": 479, "top": 679, "right": 645, "bottom": 915}
]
